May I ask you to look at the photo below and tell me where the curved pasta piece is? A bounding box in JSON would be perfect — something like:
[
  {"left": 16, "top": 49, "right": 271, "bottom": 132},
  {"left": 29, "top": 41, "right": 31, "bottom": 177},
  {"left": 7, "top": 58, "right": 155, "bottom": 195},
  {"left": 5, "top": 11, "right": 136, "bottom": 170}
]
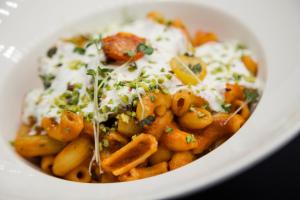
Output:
[
  {"left": 171, "top": 90, "right": 192, "bottom": 116},
  {"left": 63, "top": 35, "right": 89, "bottom": 47},
  {"left": 193, "top": 113, "right": 245, "bottom": 154},
  {"left": 15, "top": 135, "right": 65, "bottom": 157},
  {"left": 16, "top": 124, "right": 31, "bottom": 138},
  {"left": 169, "top": 151, "right": 195, "bottom": 170},
  {"left": 64, "top": 160, "right": 92, "bottom": 183},
  {"left": 147, "top": 11, "right": 191, "bottom": 40},
  {"left": 117, "top": 115, "right": 142, "bottom": 137},
  {"left": 118, "top": 162, "right": 168, "bottom": 182},
  {"left": 178, "top": 107, "right": 213, "bottom": 130},
  {"left": 101, "top": 134, "right": 158, "bottom": 176},
  {"left": 160, "top": 123, "right": 198, "bottom": 151},
  {"left": 83, "top": 120, "right": 94, "bottom": 137},
  {"left": 100, "top": 172, "right": 119, "bottom": 183},
  {"left": 232, "top": 100, "right": 250, "bottom": 120},
  {"left": 136, "top": 92, "right": 172, "bottom": 121},
  {"left": 171, "top": 90, "right": 208, "bottom": 117},
  {"left": 241, "top": 55, "right": 257, "bottom": 76},
  {"left": 192, "top": 31, "right": 218, "bottom": 46},
  {"left": 224, "top": 83, "right": 244, "bottom": 103},
  {"left": 145, "top": 111, "right": 173, "bottom": 140},
  {"left": 104, "top": 132, "right": 129, "bottom": 152},
  {"left": 41, "top": 111, "right": 84, "bottom": 142},
  {"left": 149, "top": 145, "right": 173, "bottom": 165},
  {"left": 41, "top": 155, "right": 55, "bottom": 174},
  {"left": 147, "top": 11, "right": 165, "bottom": 23},
  {"left": 52, "top": 136, "right": 92, "bottom": 176}
]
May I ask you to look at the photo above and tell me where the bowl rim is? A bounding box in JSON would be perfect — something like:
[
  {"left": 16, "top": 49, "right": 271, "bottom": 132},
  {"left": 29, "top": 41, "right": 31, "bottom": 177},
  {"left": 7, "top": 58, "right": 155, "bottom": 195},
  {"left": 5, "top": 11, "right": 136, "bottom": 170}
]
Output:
[{"left": 0, "top": 0, "right": 300, "bottom": 199}]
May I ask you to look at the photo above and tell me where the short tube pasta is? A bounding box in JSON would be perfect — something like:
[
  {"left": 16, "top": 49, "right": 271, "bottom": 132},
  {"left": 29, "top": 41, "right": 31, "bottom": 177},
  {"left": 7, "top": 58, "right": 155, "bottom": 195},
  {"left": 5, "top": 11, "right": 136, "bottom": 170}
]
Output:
[
  {"left": 232, "top": 100, "right": 250, "bottom": 120},
  {"left": 15, "top": 135, "right": 65, "bottom": 157},
  {"left": 41, "top": 155, "right": 55, "bottom": 174},
  {"left": 241, "top": 55, "right": 257, "bottom": 76},
  {"left": 193, "top": 113, "right": 245, "bottom": 154},
  {"left": 160, "top": 123, "right": 198, "bottom": 151},
  {"left": 52, "top": 136, "right": 92, "bottom": 176},
  {"left": 64, "top": 160, "right": 92, "bottom": 183},
  {"left": 118, "top": 162, "right": 168, "bottom": 181},
  {"left": 149, "top": 145, "right": 173, "bottom": 165},
  {"left": 169, "top": 151, "right": 195, "bottom": 170},
  {"left": 117, "top": 115, "right": 142, "bottom": 137},
  {"left": 102, "top": 134, "right": 158, "bottom": 176},
  {"left": 145, "top": 111, "right": 173, "bottom": 140},
  {"left": 224, "top": 83, "right": 244, "bottom": 103},
  {"left": 136, "top": 92, "right": 171, "bottom": 121},
  {"left": 171, "top": 90, "right": 192, "bottom": 116},
  {"left": 41, "top": 111, "right": 84, "bottom": 142},
  {"left": 178, "top": 107, "right": 213, "bottom": 130}
]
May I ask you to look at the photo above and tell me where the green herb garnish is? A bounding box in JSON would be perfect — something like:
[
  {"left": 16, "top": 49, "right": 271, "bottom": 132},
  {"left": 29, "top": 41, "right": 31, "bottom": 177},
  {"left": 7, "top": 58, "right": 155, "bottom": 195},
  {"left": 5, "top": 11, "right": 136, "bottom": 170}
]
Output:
[
  {"left": 40, "top": 74, "right": 55, "bottom": 89},
  {"left": 128, "top": 63, "right": 137, "bottom": 72},
  {"left": 165, "top": 74, "right": 172, "bottom": 80},
  {"left": 150, "top": 95, "right": 155, "bottom": 102},
  {"left": 186, "top": 134, "right": 195, "bottom": 144},
  {"left": 165, "top": 127, "right": 173, "bottom": 133},
  {"left": 190, "top": 63, "right": 202, "bottom": 74},
  {"left": 244, "top": 88, "right": 259, "bottom": 103},
  {"left": 73, "top": 47, "right": 86, "bottom": 55},
  {"left": 126, "top": 50, "right": 136, "bottom": 57},
  {"left": 139, "top": 115, "right": 155, "bottom": 127},
  {"left": 137, "top": 43, "right": 154, "bottom": 55},
  {"left": 102, "top": 139, "right": 109, "bottom": 148},
  {"left": 47, "top": 46, "right": 57, "bottom": 58},
  {"left": 221, "top": 103, "right": 232, "bottom": 113},
  {"left": 233, "top": 72, "right": 242, "bottom": 82}
]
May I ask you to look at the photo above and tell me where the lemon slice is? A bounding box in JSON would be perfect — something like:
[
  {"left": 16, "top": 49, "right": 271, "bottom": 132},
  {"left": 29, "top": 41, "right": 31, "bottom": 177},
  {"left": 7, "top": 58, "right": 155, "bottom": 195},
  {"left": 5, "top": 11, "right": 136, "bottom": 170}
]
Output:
[{"left": 170, "top": 55, "right": 207, "bottom": 85}]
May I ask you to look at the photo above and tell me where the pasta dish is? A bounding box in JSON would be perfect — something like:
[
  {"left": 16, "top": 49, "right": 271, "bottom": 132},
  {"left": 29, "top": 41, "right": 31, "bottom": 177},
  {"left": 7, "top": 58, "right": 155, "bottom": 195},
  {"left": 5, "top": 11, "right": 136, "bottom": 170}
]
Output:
[{"left": 13, "top": 12, "right": 260, "bottom": 183}]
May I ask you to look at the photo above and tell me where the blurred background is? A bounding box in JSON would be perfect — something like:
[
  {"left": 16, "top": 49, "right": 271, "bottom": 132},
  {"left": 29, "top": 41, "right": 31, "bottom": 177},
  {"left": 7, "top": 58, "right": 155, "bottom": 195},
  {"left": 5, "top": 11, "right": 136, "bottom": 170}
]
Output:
[{"left": 183, "top": 134, "right": 300, "bottom": 199}]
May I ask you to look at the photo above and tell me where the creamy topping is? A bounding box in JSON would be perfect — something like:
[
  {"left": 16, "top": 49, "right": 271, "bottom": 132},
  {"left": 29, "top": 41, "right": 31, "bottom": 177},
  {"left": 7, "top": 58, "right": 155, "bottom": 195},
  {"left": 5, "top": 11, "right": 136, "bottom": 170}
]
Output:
[{"left": 22, "top": 18, "right": 260, "bottom": 133}]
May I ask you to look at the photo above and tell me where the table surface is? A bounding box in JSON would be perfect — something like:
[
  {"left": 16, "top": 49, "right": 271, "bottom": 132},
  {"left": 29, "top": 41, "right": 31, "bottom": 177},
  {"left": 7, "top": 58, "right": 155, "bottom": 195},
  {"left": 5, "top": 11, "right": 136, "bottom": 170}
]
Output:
[{"left": 182, "top": 133, "right": 300, "bottom": 199}]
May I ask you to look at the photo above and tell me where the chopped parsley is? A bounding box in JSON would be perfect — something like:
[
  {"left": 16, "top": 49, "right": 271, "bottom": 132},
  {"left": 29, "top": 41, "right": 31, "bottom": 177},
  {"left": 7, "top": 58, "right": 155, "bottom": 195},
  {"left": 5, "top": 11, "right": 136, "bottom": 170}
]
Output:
[
  {"left": 221, "top": 103, "right": 232, "bottom": 113},
  {"left": 128, "top": 63, "right": 137, "bottom": 72},
  {"left": 73, "top": 47, "right": 86, "bottom": 55},
  {"left": 160, "top": 68, "right": 166, "bottom": 72},
  {"left": 165, "top": 127, "right": 173, "bottom": 133},
  {"left": 186, "top": 134, "right": 195, "bottom": 144},
  {"left": 236, "top": 43, "right": 247, "bottom": 50},
  {"left": 211, "top": 67, "right": 223, "bottom": 75},
  {"left": 137, "top": 43, "right": 154, "bottom": 55},
  {"left": 165, "top": 74, "right": 172, "bottom": 80},
  {"left": 40, "top": 74, "right": 55, "bottom": 89},
  {"left": 150, "top": 95, "right": 155, "bottom": 102},
  {"left": 102, "top": 139, "right": 109, "bottom": 148},
  {"left": 202, "top": 103, "right": 209, "bottom": 109},
  {"left": 244, "top": 88, "right": 259, "bottom": 103},
  {"left": 120, "top": 95, "right": 129, "bottom": 104},
  {"left": 69, "top": 60, "right": 85, "bottom": 70},
  {"left": 139, "top": 115, "right": 155, "bottom": 128},
  {"left": 86, "top": 69, "right": 96, "bottom": 76},
  {"left": 126, "top": 50, "right": 136, "bottom": 57},
  {"left": 232, "top": 72, "right": 242, "bottom": 82},
  {"left": 47, "top": 46, "right": 57, "bottom": 58},
  {"left": 189, "top": 106, "right": 206, "bottom": 118},
  {"left": 190, "top": 63, "right": 202, "bottom": 74}
]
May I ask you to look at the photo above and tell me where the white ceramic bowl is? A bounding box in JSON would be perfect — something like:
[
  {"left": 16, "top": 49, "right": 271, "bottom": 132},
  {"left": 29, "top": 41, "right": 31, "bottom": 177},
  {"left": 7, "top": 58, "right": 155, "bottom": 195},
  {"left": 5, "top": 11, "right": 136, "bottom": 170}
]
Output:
[{"left": 0, "top": 0, "right": 300, "bottom": 199}]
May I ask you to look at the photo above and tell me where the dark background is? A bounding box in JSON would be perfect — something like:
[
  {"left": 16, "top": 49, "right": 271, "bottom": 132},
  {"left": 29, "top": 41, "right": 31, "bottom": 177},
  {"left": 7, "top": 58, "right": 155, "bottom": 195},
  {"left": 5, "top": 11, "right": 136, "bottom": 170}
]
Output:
[{"left": 181, "top": 134, "right": 300, "bottom": 199}]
